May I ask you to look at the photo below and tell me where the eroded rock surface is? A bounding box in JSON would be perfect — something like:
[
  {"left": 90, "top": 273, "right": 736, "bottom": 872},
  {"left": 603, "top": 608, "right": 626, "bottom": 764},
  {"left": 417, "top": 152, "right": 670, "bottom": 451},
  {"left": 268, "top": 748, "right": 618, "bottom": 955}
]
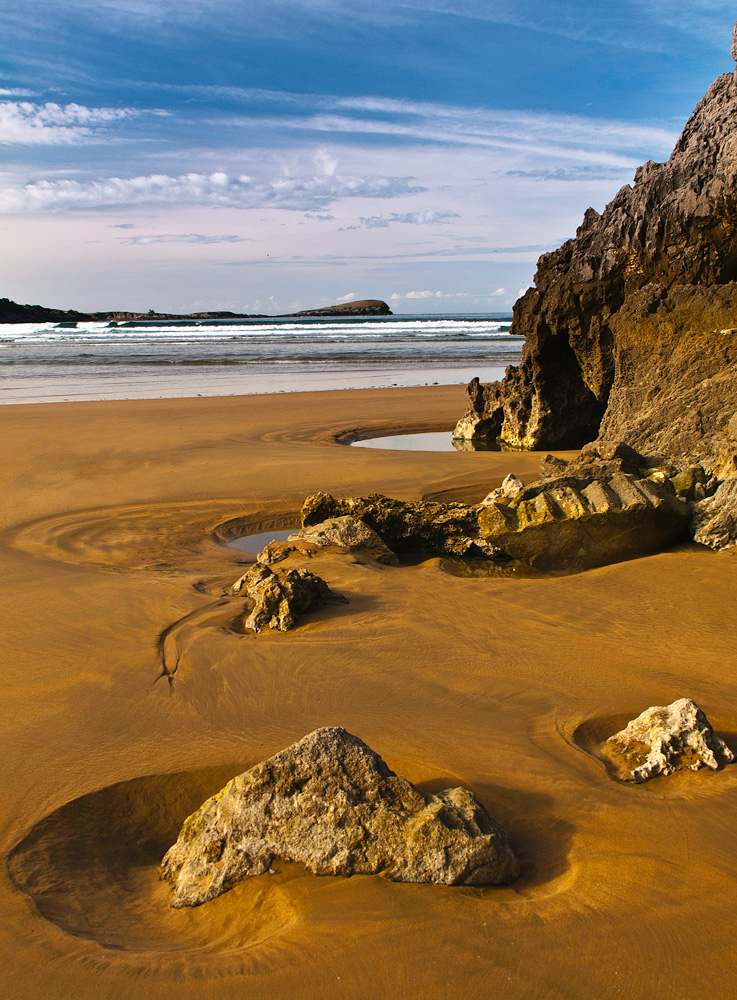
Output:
[
  {"left": 477, "top": 470, "right": 688, "bottom": 572},
  {"left": 690, "top": 477, "right": 737, "bottom": 551},
  {"left": 259, "top": 515, "right": 398, "bottom": 566},
  {"left": 231, "top": 563, "right": 345, "bottom": 632},
  {"left": 161, "top": 727, "right": 520, "bottom": 907},
  {"left": 604, "top": 698, "right": 735, "bottom": 782},
  {"left": 453, "top": 47, "right": 737, "bottom": 475}
]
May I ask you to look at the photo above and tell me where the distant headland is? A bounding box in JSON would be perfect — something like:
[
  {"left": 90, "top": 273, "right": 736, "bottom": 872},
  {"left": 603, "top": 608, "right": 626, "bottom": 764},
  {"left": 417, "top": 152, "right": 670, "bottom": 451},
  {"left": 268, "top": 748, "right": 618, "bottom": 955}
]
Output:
[{"left": 0, "top": 297, "right": 392, "bottom": 324}]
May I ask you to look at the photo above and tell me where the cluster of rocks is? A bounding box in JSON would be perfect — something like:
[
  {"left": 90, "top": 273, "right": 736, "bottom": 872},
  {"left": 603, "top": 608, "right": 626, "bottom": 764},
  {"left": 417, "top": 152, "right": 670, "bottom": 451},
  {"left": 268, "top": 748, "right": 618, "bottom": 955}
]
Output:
[
  {"left": 290, "top": 440, "right": 735, "bottom": 572},
  {"left": 161, "top": 703, "right": 734, "bottom": 907},
  {"left": 161, "top": 726, "right": 520, "bottom": 907}
]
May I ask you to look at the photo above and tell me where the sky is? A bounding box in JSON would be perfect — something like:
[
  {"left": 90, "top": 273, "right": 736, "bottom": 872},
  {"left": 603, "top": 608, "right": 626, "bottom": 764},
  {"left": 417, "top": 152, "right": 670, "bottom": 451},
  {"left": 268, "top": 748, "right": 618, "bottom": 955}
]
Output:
[{"left": 0, "top": 1, "right": 735, "bottom": 315}]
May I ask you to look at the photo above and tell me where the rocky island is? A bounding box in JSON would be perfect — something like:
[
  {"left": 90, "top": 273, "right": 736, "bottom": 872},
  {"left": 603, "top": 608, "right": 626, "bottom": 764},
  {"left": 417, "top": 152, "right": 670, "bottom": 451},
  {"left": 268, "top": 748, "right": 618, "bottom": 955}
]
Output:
[{"left": 0, "top": 297, "right": 392, "bottom": 323}]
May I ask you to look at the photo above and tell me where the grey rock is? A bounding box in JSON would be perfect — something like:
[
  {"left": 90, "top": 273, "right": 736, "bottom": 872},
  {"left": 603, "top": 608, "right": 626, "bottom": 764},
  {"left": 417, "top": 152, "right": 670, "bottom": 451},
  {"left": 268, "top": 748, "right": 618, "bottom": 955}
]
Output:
[
  {"left": 539, "top": 454, "right": 570, "bottom": 479},
  {"left": 690, "top": 477, "right": 737, "bottom": 550},
  {"left": 732, "top": 18, "right": 737, "bottom": 63},
  {"left": 604, "top": 698, "right": 735, "bottom": 782},
  {"left": 481, "top": 474, "right": 525, "bottom": 505},
  {"left": 477, "top": 471, "right": 689, "bottom": 572},
  {"left": 260, "top": 515, "right": 398, "bottom": 566},
  {"left": 452, "top": 61, "right": 737, "bottom": 473},
  {"left": 231, "top": 562, "right": 346, "bottom": 632},
  {"left": 161, "top": 727, "right": 520, "bottom": 907}
]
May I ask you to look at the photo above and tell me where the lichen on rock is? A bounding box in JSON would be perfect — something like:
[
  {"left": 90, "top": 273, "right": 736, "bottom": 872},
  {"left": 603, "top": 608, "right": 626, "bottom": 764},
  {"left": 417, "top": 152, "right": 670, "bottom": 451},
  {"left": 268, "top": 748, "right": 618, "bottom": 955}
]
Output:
[
  {"left": 160, "top": 727, "right": 520, "bottom": 907},
  {"left": 603, "top": 698, "right": 735, "bottom": 782}
]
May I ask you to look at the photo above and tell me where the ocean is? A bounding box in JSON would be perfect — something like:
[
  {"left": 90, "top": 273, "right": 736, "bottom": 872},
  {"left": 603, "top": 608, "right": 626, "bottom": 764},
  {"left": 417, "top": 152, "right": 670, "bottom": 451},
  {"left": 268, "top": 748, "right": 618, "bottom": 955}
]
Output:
[{"left": 0, "top": 313, "right": 522, "bottom": 404}]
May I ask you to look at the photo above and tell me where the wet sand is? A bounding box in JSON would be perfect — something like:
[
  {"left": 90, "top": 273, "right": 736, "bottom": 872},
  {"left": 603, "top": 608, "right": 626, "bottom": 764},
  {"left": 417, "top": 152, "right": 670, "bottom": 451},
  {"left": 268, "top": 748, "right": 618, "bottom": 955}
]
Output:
[{"left": 1, "top": 384, "right": 736, "bottom": 1000}]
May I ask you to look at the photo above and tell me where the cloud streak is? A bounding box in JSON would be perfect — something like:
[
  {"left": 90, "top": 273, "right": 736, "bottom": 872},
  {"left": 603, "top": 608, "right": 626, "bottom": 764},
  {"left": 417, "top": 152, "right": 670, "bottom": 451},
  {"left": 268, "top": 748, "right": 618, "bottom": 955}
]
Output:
[
  {"left": 342, "top": 210, "right": 459, "bottom": 229},
  {"left": 123, "top": 232, "right": 248, "bottom": 244},
  {"left": 0, "top": 169, "right": 425, "bottom": 213}
]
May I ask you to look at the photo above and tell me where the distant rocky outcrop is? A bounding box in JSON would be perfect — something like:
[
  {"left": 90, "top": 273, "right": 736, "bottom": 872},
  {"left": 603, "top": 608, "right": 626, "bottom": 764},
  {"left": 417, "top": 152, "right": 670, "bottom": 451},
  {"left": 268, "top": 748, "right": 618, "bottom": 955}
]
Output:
[
  {"left": 231, "top": 563, "right": 346, "bottom": 632},
  {"left": 291, "top": 299, "right": 391, "bottom": 317},
  {"left": 0, "top": 297, "right": 391, "bottom": 324},
  {"left": 453, "top": 44, "right": 737, "bottom": 481},
  {"left": 161, "top": 726, "right": 520, "bottom": 907},
  {"left": 603, "top": 698, "right": 735, "bottom": 782}
]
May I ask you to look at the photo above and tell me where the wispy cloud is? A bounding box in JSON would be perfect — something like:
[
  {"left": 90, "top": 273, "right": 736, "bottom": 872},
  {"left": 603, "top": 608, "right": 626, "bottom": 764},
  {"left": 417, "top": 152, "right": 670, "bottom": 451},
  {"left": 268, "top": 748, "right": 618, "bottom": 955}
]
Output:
[
  {"left": 123, "top": 232, "right": 248, "bottom": 244},
  {"left": 342, "top": 209, "right": 459, "bottom": 229},
  {"left": 0, "top": 169, "right": 425, "bottom": 213},
  {"left": 507, "top": 165, "right": 633, "bottom": 182},
  {"left": 0, "top": 100, "right": 139, "bottom": 144}
]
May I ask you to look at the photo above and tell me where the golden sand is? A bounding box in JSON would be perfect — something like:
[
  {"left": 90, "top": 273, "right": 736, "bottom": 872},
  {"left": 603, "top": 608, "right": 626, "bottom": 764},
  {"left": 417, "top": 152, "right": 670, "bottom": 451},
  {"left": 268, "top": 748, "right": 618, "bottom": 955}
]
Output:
[{"left": 1, "top": 385, "right": 736, "bottom": 999}]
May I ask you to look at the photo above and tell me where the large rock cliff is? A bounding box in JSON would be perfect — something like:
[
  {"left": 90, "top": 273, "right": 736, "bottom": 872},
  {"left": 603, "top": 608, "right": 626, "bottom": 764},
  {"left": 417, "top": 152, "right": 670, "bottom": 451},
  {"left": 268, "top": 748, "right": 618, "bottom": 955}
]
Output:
[{"left": 454, "top": 40, "right": 737, "bottom": 477}]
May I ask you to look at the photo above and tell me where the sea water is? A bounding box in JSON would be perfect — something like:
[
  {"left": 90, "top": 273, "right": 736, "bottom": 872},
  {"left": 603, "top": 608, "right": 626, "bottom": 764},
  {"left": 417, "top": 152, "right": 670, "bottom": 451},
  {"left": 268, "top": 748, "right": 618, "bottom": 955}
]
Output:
[{"left": 0, "top": 313, "right": 521, "bottom": 404}]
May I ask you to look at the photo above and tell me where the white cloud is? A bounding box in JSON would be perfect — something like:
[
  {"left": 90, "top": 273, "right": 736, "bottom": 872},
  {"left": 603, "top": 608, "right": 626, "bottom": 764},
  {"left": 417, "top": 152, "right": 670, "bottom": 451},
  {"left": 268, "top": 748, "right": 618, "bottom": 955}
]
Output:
[
  {"left": 0, "top": 100, "right": 138, "bottom": 145},
  {"left": 336, "top": 291, "right": 356, "bottom": 301},
  {"left": 343, "top": 209, "right": 459, "bottom": 229},
  {"left": 123, "top": 232, "right": 247, "bottom": 244},
  {"left": 492, "top": 287, "right": 505, "bottom": 295},
  {"left": 0, "top": 169, "right": 425, "bottom": 214}
]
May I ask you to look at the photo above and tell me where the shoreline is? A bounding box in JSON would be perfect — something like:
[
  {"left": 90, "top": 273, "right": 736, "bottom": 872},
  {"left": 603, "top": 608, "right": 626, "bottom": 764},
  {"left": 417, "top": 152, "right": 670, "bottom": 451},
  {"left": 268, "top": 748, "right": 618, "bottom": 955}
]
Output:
[{"left": 1, "top": 385, "right": 736, "bottom": 1000}]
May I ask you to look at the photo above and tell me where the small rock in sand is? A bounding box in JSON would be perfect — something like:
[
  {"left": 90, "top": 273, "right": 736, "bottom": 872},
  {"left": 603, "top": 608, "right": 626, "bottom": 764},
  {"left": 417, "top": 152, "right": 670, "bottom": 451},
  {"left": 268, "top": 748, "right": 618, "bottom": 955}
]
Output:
[{"left": 604, "top": 697, "right": 735, "bottom": 782}]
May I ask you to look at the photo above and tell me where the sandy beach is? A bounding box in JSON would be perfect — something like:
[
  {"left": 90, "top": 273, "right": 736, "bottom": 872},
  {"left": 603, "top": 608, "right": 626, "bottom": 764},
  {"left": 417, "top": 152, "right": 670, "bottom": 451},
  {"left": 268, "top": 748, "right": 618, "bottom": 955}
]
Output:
[{"left": 1, "top": 384, "right": 736, "bottom": 1000}]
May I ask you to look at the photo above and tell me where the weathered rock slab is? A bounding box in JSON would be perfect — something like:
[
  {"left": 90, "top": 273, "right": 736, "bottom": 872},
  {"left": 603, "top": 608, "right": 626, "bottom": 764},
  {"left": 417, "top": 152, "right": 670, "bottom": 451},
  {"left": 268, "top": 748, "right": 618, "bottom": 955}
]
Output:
[
  {"left": 477, "top": 470, "right": 689, "bottom": 572},
  {"left": 604, "top": 698, "right": 735, "bottom": 782},
  {"left": 231, "top": 563, "right": 345, "bottom": 632},
  {"left": 161, "top": 727, "right": 520, "bottom": 907}
]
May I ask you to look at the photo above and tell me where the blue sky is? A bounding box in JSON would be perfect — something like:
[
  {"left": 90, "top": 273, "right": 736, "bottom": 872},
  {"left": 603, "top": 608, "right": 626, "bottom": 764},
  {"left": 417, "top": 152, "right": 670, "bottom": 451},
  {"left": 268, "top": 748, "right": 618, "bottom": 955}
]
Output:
[{"left": 0, "top": 0, "right": 735, "bottom": 314}]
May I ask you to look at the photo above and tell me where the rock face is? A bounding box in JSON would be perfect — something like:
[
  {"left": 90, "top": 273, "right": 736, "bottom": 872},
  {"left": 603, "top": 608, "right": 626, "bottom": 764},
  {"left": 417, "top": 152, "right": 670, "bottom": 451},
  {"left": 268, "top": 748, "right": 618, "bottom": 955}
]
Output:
[
  {"left": 453, "top": 56, "right": 737, "bottom": 477},
  {"left": 161, "top": 727, "right": 520, "bottom": 907},
  {"left": 604, "top": 698, "right": 735, "bottom": 782},
  {"left": 231, "top": 563, "right": 345, "bottom": 632},
  {"left": 259, "top": 515, "right": 398, "bottom": 566},
  {"left": 690, "top": 477, "right": 737, "bottom": 550}
]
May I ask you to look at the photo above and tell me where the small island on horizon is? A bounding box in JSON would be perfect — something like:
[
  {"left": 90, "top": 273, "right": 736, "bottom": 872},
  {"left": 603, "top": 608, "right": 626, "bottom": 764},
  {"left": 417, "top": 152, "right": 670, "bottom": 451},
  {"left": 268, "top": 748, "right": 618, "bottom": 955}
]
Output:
[{"left": 0, "top": 297, "right": 393, "bottom": 325}]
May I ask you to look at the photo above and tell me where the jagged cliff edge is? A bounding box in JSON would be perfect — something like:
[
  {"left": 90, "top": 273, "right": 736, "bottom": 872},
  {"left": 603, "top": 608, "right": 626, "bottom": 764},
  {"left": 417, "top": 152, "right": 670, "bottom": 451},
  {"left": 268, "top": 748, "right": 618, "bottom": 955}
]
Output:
[{"left": 454, "top": 25, "right": 737, "bottom": 478}]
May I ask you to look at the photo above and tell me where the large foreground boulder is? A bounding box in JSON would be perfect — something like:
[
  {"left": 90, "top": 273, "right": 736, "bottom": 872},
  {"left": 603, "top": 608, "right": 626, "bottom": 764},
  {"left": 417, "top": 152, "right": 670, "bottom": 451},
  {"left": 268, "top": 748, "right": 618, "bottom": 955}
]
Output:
[
  {"left": 452, "top": 32, "right": 737, "bottom": 476},
  {"left": 161, "top": 727, "right": 520, "bottom": 907},
  {"left": 603, "top": 698, "right": 735, "bottom": 782}
]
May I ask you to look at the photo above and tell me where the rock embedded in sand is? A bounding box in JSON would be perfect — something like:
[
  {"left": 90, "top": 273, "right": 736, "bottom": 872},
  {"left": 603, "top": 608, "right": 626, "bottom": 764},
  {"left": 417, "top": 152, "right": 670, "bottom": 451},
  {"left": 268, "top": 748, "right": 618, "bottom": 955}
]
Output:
[
  {"left": 231, "top": 562, "right": 346, "bottom": 632},
  {"left": 160, "top": 727, "right": 520, "bottom": 907},
  {"left": 604, "top": 698, "right": 735, "bottom": 782},
  {"left": 259, "top": 515, "right": 398, "bottom": 566}
]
